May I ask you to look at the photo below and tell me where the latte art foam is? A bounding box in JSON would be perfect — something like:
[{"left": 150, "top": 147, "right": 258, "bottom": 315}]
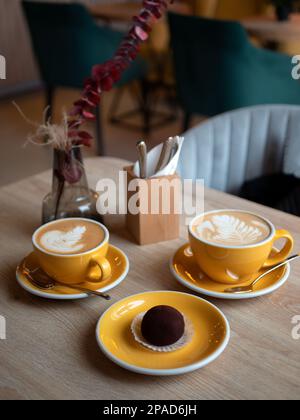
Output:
[
  {"left": 194, "top": 211, "right": 271, "bottom": 246},
  {"left": 35, "top": 219, "right": 105, "bottom": 255},
  {"left": 40, "top": 226, "right": 87, "bottom": 254}
]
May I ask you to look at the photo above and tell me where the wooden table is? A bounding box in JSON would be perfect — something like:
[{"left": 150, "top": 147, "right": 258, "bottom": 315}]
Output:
[
  {"left": 241, "top": 15, "right": 300, "bottom": 44},
  {"left": 0, "top": 157, "right": 300, "bottom": 400},
  {"left": 89, "top": 3, "right": 300, "bottom": 45},
  {"left": 89, "top": 1, "right": 192, "bottom": 24}
]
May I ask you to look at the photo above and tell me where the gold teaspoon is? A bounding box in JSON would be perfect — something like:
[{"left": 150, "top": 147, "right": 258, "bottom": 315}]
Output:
[
  {"left": 224, "top": 254, "right": 300, "bottom": 294},
  {"left": 22, "top": 265, "right": 111, "bottom": 300}
]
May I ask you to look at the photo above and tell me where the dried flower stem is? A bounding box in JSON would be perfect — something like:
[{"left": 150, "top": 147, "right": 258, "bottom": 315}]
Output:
[
  {"left": 67, "top": 0, "right": 174, "bottom": 146},
  {"left": 19, "top": 1, "right": 174, "bottom": 221}
]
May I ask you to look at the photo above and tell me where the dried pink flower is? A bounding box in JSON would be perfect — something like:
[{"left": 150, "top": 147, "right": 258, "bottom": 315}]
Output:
[{"left": 68, "top": 0, "right": 174, "bottom": 145}]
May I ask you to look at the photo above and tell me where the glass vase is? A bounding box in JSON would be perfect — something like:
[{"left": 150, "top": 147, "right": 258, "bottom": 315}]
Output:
[{"left": 42, "top": 147, "right": 102, "bottom": 225}]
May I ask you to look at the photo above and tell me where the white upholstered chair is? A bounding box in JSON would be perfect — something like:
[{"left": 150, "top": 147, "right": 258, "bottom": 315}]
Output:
[{"left": 178, "top": 105, "right": 300, "bottom": 195}]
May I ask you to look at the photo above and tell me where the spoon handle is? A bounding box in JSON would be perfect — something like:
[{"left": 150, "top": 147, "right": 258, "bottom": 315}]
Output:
[
  {"left": 224, "top": 254, "right": 300, "bottom": 294},
  {"left": 57, "top": 282, "right": 111, "bottom": 300},
  {"left": 137, "top": 140, "right": 147, "bottom": 179},
  {"left": 252, "top": 254, "right": 300, "bottom": 288},
  {"left": 155, "top": 138, "right": 173, "bottom": 173},
  {"left": 22, "top": 265, "right": 111, "bottom": 300},
  {"left": 166, "top": 137, "right": 179, "bottom": 168}
]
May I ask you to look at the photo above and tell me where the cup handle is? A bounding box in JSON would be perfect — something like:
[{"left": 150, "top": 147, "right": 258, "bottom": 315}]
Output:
[
  {"left": 86, "top": 257, "right": 112, "bottom": 283},
  {"left": 263, "top": 229, "right": 294, "bottom": 268}
]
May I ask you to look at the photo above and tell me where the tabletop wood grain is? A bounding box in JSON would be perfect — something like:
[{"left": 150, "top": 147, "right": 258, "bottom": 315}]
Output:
[
  {"left": 241, "top": 16, "right": 300, "bottom": 43},
  {"left": 89, "top": 2, "right": 191, "bottom": 23},
  {"left": 0, "top": 157, "right": 299, "bottom": 400},
  {"left": 89, "top": 3, "right": 300, "bottom": 45}
]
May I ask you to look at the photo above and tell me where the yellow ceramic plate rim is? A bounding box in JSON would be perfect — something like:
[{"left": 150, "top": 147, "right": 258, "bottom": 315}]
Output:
[
  {"left": 16, "top": 245, "right": 129, "bottom": 300},
  {"left": 170, "top": 244, "right": 290, "bottom": 300},
  {"left": 96, "top": 291, "right": 231, "bottom": 376}
]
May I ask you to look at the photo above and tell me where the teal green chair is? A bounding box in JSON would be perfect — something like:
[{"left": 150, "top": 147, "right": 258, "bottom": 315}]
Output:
[
  {"left": 22, "top": 1, "right": 146, "bottom": 155},
  {"left": 168, "top": 13, "right": 300, "bottom": 131}
]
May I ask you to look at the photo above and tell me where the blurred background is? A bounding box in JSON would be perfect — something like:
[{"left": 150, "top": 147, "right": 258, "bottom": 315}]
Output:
[{"left": 1, "top": 0, "right": 300, "bottom": 215}]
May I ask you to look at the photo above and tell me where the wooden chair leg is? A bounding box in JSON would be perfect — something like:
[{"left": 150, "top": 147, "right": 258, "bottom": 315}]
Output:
[
  {"left": 45, "top": 86, "right": 54, "bottom": 122},
  {"left": 95, "top": 104, "right": 105, "bottom": 156},
  {"left": 108, "top": 87, "right": 125, "bottom": 124},
  {"left": 183, "top": 112, "right": 192, "bottom": 132}
]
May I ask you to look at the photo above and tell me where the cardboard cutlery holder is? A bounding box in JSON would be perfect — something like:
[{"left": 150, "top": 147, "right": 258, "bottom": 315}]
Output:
[{"left": 124, "top": 166, "right": 181, "bottom": 245}]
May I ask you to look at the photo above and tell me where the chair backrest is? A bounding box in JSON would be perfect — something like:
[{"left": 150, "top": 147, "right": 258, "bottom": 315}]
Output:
[
  {"left": 168, "top": 12, "right": 251, "bottom": 117},
  {"left": 22, "top": 1, "right": 122, "bottom": 88},
  {"left": 178, "top": 105, "right": 300, "bottom": 194},
  {"left": 168, "top": 13, "right": 300, "bottom": 118}
]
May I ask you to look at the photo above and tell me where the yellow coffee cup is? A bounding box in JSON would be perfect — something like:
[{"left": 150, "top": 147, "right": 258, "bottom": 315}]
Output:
[
  {"left": 32, "top": 218, "right": 112, "bottom": 286},
  {"left": 189, "top": 210, "right": 294, "bottom": 285}
]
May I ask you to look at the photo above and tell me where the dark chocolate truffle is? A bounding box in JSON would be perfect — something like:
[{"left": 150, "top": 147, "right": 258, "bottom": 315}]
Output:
[{"left": 141, "top": 305, "right": 185, "bottom": 347}]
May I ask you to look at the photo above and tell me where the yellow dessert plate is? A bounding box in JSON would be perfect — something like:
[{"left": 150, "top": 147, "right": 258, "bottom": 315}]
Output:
[
  {"left": 96, "top": 291, "right": 230, "bottom": 376},
  {"left": 16, "top": 245, "right": 129, "bottom": 300},
  {"left": 170, "top": 244, "right": 290, "bottom": 300}
]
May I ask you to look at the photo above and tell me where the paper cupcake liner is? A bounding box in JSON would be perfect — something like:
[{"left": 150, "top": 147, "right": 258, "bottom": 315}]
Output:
[{"left": 131, "top": 312, "right": 194, "bottom": 353}]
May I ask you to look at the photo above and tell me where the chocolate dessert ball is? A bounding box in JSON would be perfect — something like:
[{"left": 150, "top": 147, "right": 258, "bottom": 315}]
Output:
[{"left": 141, "top": 305, "right": 185, "bottom": 347}]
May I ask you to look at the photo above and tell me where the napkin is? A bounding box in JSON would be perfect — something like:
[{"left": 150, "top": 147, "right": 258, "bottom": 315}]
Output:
[{"left": 133, "top": 136, "right": 185, "bottom": 178}]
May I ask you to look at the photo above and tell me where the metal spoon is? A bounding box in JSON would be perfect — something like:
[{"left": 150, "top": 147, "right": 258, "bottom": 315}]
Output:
[
  {"left": 224, "top": 254, "right": 300, "bottom": 294},
  {"left": 166, "top": 136, "right": 179, "bottom": 166},
  {"left": 22, "top": 264, "right": 111, "bottom": 300},
  {"left": 136, "top": 140, "right": 147, "bottom": 179},
  {"left": 155, "top": 137, "right": 173, "bottom": 173}
]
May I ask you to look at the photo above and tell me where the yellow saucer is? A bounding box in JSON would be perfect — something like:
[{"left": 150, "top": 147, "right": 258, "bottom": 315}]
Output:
[
  {"left": 16, "top": 245, "right": 129, "bottom": 300},
  {"left": 170, "top": 244, "right": 290, "bottom": 300},
  {"left": 96, "top": 291, "right": 230, "bottom": 376}
]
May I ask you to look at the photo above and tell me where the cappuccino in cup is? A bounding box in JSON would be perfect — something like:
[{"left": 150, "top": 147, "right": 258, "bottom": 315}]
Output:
[
  {"left": 192, "top": 210, "right": 271, "bottom": 247},
  {"left": 33, "top": 218, "right": 111, "bottom": 285},
  {"left": 189, "top": 210, "right": 294, "bottom": 284},
  {"left": 35, "top": 219, "right": 105, "bottom": 255}
]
